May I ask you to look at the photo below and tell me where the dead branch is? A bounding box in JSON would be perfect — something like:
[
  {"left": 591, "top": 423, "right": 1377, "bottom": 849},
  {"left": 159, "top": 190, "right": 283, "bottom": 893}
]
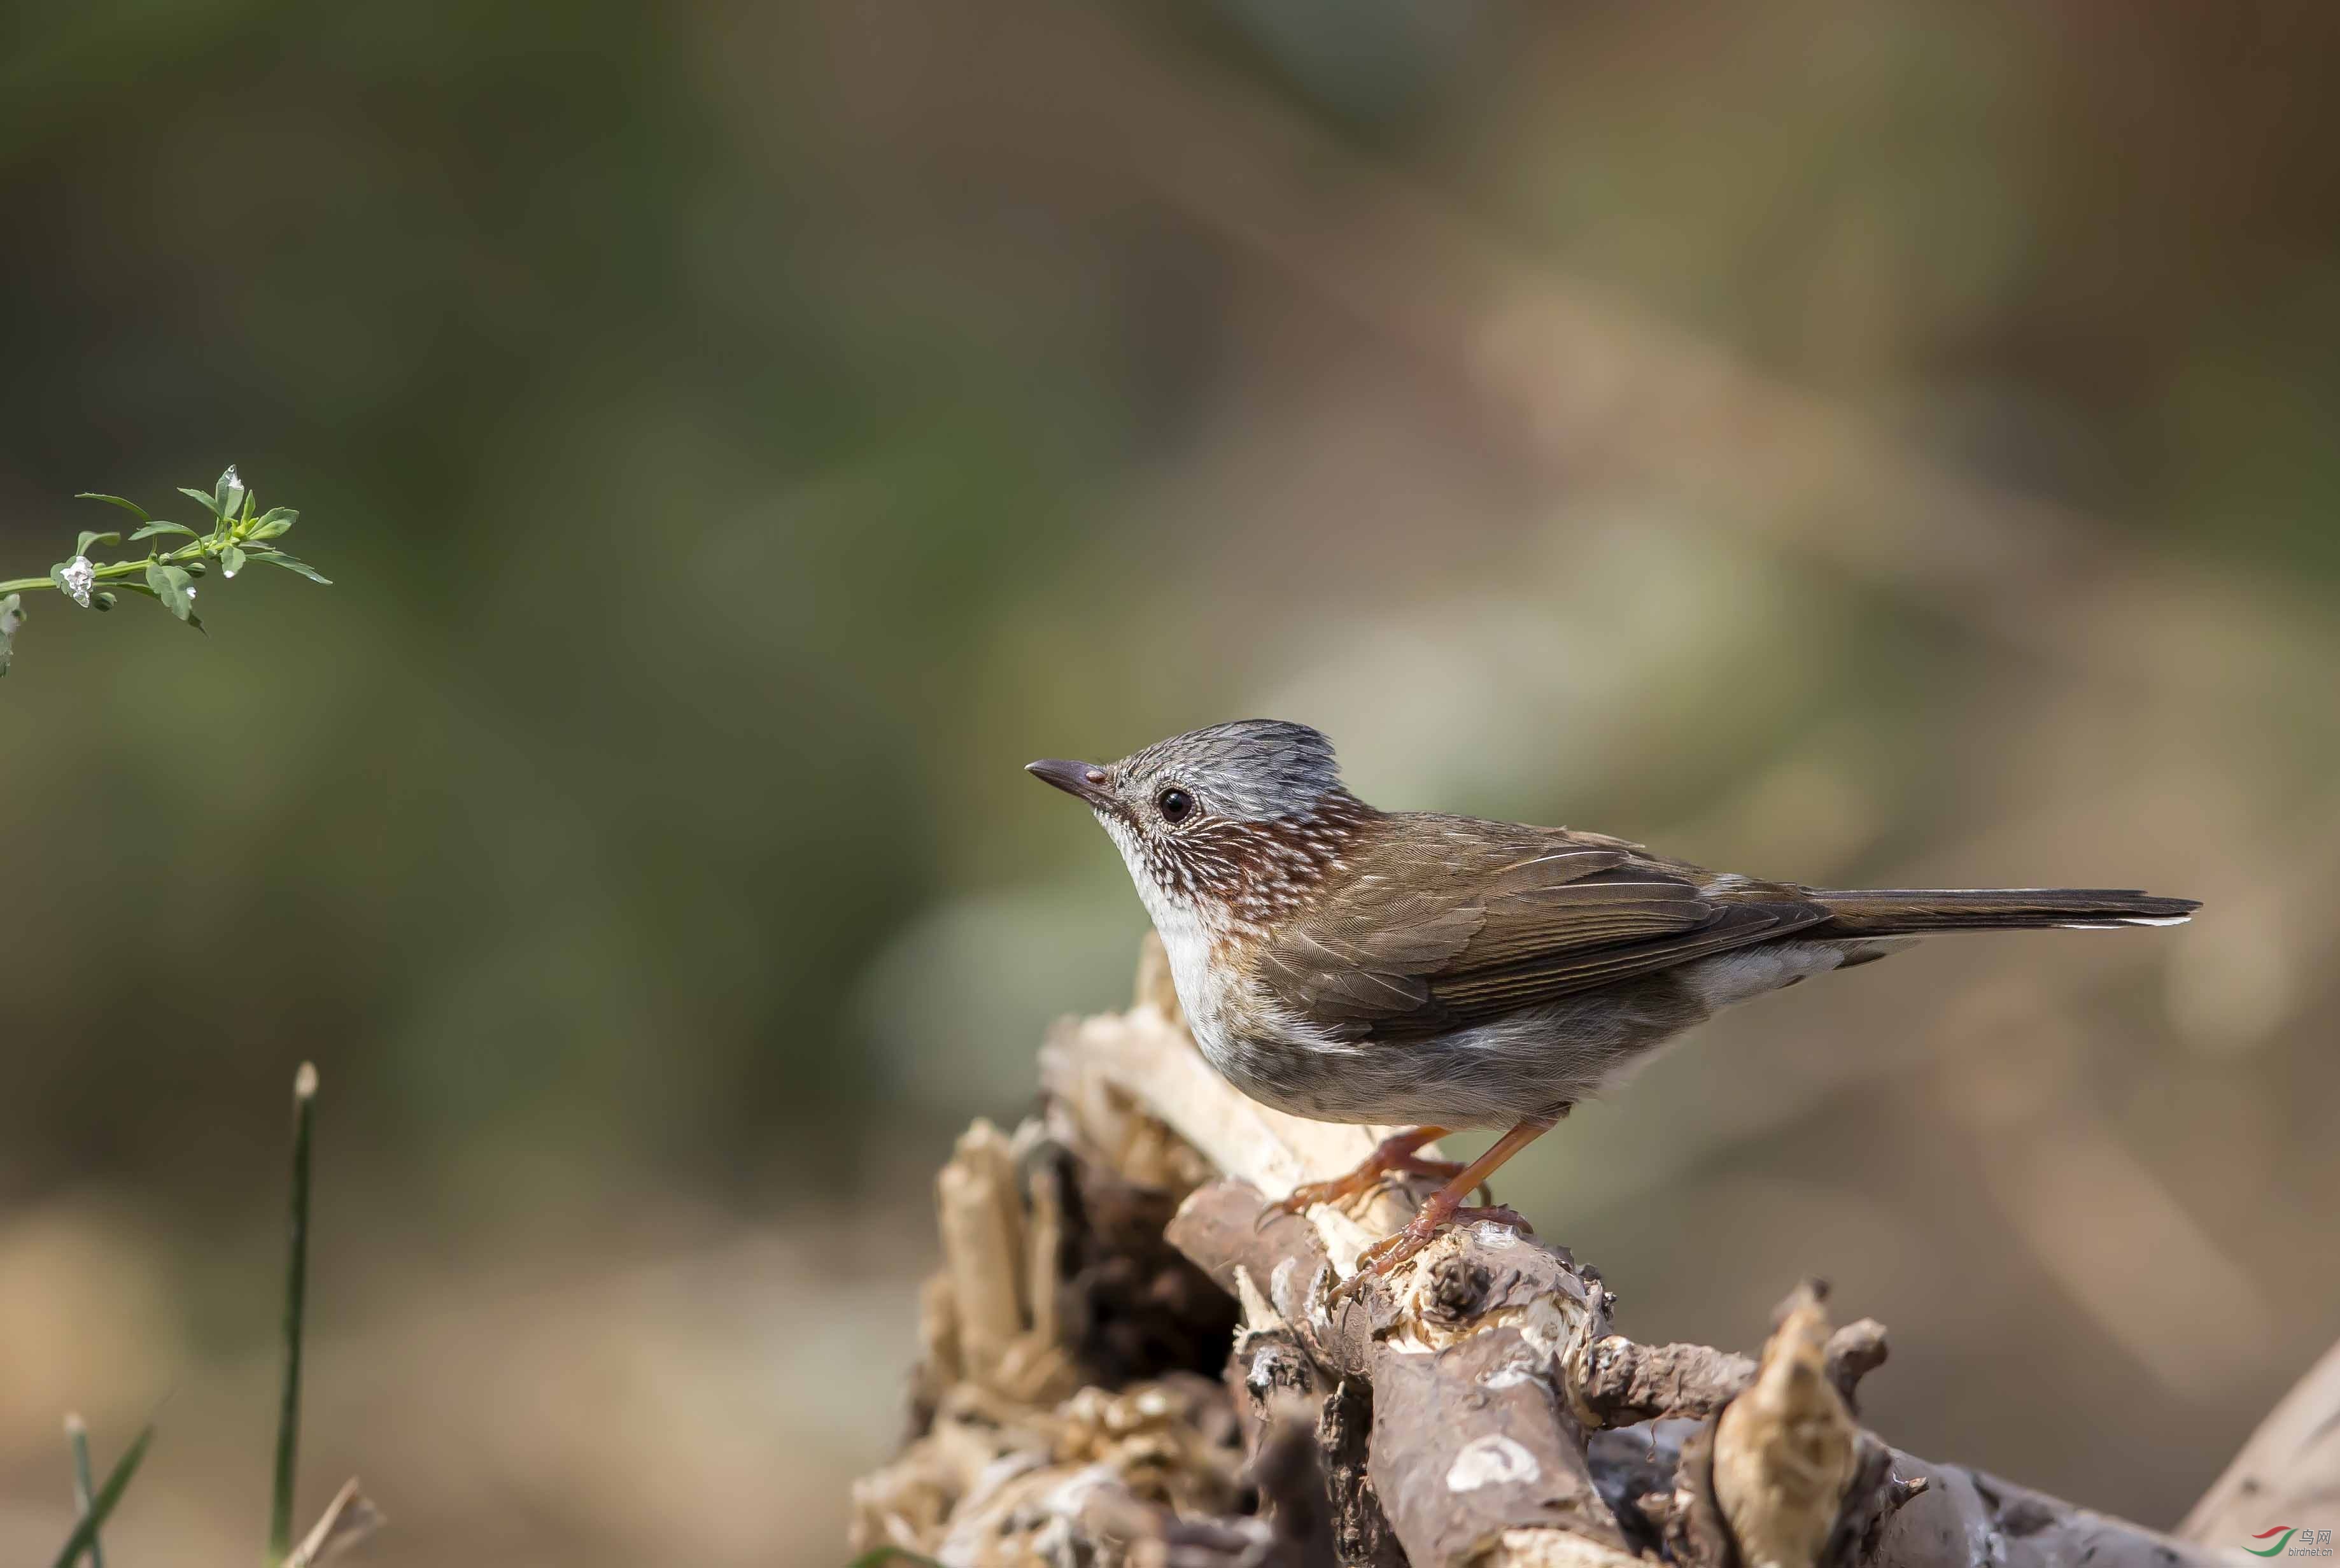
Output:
[
  {"left": 852, "top": 939, "right": 2256, "bottom": 1568},
  {"left": 2178, "top": 1334, "right": 2340, "bottom": 1547}
]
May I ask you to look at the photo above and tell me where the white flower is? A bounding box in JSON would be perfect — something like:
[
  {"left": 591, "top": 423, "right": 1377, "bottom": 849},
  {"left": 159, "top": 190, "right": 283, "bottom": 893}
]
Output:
[{"left": 59, "top": 555, "right": 94, "bottom": 608}]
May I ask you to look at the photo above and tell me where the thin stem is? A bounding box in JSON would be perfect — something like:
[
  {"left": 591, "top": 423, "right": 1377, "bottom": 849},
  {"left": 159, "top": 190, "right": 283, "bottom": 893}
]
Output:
[
  {"left": 65, "top": 1414, "right": 103, "bottom": 1568},
  {"left": 268, "top": 1063, "right": 318, "bottom": 1567},
  {"left": 1, "top": 533, "right": 232, "bottom": 596}
]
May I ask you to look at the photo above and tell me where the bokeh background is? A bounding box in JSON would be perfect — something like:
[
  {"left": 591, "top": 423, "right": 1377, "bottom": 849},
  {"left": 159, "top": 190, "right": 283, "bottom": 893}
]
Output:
[{"left": 4, "top": 0, "right": 2338, "bottom": 1562}]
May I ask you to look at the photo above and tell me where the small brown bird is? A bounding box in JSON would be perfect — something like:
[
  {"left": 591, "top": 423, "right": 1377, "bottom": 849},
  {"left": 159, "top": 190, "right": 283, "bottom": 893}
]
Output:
[{"left": 1029, "top": 720, "right": 2197, "bottom": 1276}]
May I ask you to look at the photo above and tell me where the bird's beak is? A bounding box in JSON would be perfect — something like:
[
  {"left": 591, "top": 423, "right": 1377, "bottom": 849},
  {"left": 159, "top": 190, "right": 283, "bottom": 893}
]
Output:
[{"left": 1026, "top": 758, "right": 1113, "bottom": 807}]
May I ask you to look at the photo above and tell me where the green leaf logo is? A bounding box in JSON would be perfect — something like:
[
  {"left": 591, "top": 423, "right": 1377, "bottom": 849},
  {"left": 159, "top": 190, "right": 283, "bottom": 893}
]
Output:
[{"left": 2248, "top": 1529, "right": 2299, "bottom": 1557}]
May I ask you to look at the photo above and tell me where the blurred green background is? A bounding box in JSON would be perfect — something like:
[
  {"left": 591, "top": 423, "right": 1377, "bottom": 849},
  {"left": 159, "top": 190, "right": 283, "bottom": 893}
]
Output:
[{"left": 3, "top": 0, "right": 2337, "bottom": 1562}]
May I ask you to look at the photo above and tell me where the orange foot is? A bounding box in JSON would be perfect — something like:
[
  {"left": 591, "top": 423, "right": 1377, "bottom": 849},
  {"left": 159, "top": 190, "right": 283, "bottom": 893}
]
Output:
[
  {"left": 1268, "top": 1126, "right": 1463, "bottom": 1222},
  {"left": 1346, "top": 1201, "right": 1534, "bottom": 1287},
  {"left": 1330, "top": 1113, "right": 1563, "bottom": 1293}
]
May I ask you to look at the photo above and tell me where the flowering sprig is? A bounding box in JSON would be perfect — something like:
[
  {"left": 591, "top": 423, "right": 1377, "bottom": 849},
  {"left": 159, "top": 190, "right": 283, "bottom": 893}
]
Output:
[{"left": 0, "top": 465, "right": 327, "bottom": 674}]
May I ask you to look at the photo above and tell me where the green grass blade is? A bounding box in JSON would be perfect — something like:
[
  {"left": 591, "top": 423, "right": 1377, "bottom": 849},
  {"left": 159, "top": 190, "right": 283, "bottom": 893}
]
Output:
[
  {"left": 65, "top": 1413, "right": 105, "bottom": 1568},
  {"left": 269, "top": 1064, "right": 318, "bottom": 1565},
  {"left": 48, "top": 1423, "right": 152, "bottom": 1568},
  {"left": 843, "top": 1551, "right": 948, "bottom": 1568}
]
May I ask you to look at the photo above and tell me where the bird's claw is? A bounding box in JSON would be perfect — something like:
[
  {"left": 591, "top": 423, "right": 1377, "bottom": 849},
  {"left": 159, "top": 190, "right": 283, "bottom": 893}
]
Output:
[
  {"left": 1327, "top": 1203, "right": 1535, "bottom": 1299},
  {"left": 1268, "top": 1171, "right": 1396, "bottom": 1222},
  {"left": 1264, "top": 1171, "right": 1495, "bottom": 1232},
  {"left": 1267, "top": 1139, "right": 1469, "bottom": 1224}
]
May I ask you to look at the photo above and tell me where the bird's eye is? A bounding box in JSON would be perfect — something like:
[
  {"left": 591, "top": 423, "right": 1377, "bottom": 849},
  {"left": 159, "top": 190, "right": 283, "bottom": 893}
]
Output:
[{"left": 1156, "top": 787, "right": 1194, "bottom": 824}]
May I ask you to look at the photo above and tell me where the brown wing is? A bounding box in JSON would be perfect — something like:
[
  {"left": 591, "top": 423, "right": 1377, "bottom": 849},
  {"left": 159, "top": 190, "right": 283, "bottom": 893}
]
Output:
[{"left": 1255, "top": 813, "right": 1828, "bottom": 1043}]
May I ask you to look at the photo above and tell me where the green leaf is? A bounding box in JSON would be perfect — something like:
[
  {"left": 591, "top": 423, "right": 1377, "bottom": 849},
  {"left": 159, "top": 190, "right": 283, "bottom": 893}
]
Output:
[
  {"left": 0, "top": 592, "right": 22, "bottom": 676},
  {"left": 222, "top": 544, "right": 247, "bottom": 579},
  {"left": 47, "top": 1422, "right": 152, "bottom": 1568},
  {"left": 214, "top": 465, "right": 245, "bottom": 519},
  {"left": 74, "top": 492, "right": 151, "bottom": 524},
  {"left": 130, "top": 521, "right": 198, "bottom": 540},
  {"left": 255, "top": 551, "right": 332, "bottom": 586},
  {"left": 146, "top": 561, "right": 197, "bottom": 622},
  {"left": 251, "top": 507, "right": 297, "bottom": 540},
  {"left": 75, "top": 530, "right": 121, "bottom": 556},
  {"left": 176, "top": 486, "right": 224, "bottom": 519}
]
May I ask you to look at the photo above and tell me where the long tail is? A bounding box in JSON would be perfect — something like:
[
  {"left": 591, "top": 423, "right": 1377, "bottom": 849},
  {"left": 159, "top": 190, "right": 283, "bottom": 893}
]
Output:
[{"left": 1810, "top": 887, "right": 2199, "bottom": 935}]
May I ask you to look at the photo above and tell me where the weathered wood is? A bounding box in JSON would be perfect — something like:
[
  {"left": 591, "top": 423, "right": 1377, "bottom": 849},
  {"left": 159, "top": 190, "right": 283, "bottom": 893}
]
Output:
[
  {"left": 1710, "top": 1284, "right": 1861, "bottom": 1568},
  {"left": 2179, "top": 1334, "right": 2340, "bottom": 1548}
]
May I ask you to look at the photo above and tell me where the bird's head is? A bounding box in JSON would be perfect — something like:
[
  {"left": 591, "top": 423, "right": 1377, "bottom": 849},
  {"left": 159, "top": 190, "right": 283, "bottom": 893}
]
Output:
[{"left": 1026, "top": 719, "right": 1370, "bottom": 929}]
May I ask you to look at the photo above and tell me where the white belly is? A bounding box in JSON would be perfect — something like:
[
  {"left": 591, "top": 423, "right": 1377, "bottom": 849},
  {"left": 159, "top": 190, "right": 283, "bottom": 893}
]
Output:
[{"left": 1141, "top": 905, "right": 1381, "bottom": 1121}]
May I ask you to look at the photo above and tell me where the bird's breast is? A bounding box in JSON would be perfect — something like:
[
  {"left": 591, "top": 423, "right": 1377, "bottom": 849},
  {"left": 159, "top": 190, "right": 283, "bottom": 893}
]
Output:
[
  {"left": 1173, "top": 941, "right": 1389, "bottom": 1121},
  {"left": 1138, "top": 902, "right": 1230, "bottom": 1038}
]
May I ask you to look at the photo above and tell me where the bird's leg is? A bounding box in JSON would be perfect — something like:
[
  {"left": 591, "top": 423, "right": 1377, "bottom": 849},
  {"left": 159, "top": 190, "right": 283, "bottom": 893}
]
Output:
[
  {"left": 1269, "top": 1126, "right": 1461, "bottom": 1220},
  {"left": 1348, "top": 1110, "right": 1564, "bottom": 1280}
]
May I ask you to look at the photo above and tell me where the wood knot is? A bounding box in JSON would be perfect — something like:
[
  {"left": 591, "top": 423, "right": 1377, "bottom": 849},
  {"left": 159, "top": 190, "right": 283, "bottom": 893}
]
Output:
[
  {"left": 1241, "top": 1333, "right": 1316, "bottom": 1409},
  {"left": 1426, "top": 1255, "right": 1492, "bottom": 1323}
]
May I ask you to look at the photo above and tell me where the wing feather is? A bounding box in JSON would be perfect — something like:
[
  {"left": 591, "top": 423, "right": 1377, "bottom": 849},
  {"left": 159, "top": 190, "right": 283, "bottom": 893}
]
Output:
[{"left": 1255, "top": 813, "right": 1826, "bottom": 1042}]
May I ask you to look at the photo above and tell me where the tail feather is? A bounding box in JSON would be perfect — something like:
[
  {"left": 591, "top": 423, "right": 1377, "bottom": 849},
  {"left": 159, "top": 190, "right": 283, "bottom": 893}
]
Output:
[{"left": 1810, "top": 887, "right": 2199, "bottom": 935}]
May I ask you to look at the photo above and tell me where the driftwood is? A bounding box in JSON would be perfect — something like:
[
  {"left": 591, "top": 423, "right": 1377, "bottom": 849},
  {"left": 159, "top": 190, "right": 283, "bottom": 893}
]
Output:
[{"left": 852, "top": 938, "right": 2328, "bottom": 1568}]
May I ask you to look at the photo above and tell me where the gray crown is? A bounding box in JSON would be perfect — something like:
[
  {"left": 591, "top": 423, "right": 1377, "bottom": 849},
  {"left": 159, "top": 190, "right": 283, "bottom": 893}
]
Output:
[{"left": 1117, "top": 719, "right": 1344, "bottom": 823}]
